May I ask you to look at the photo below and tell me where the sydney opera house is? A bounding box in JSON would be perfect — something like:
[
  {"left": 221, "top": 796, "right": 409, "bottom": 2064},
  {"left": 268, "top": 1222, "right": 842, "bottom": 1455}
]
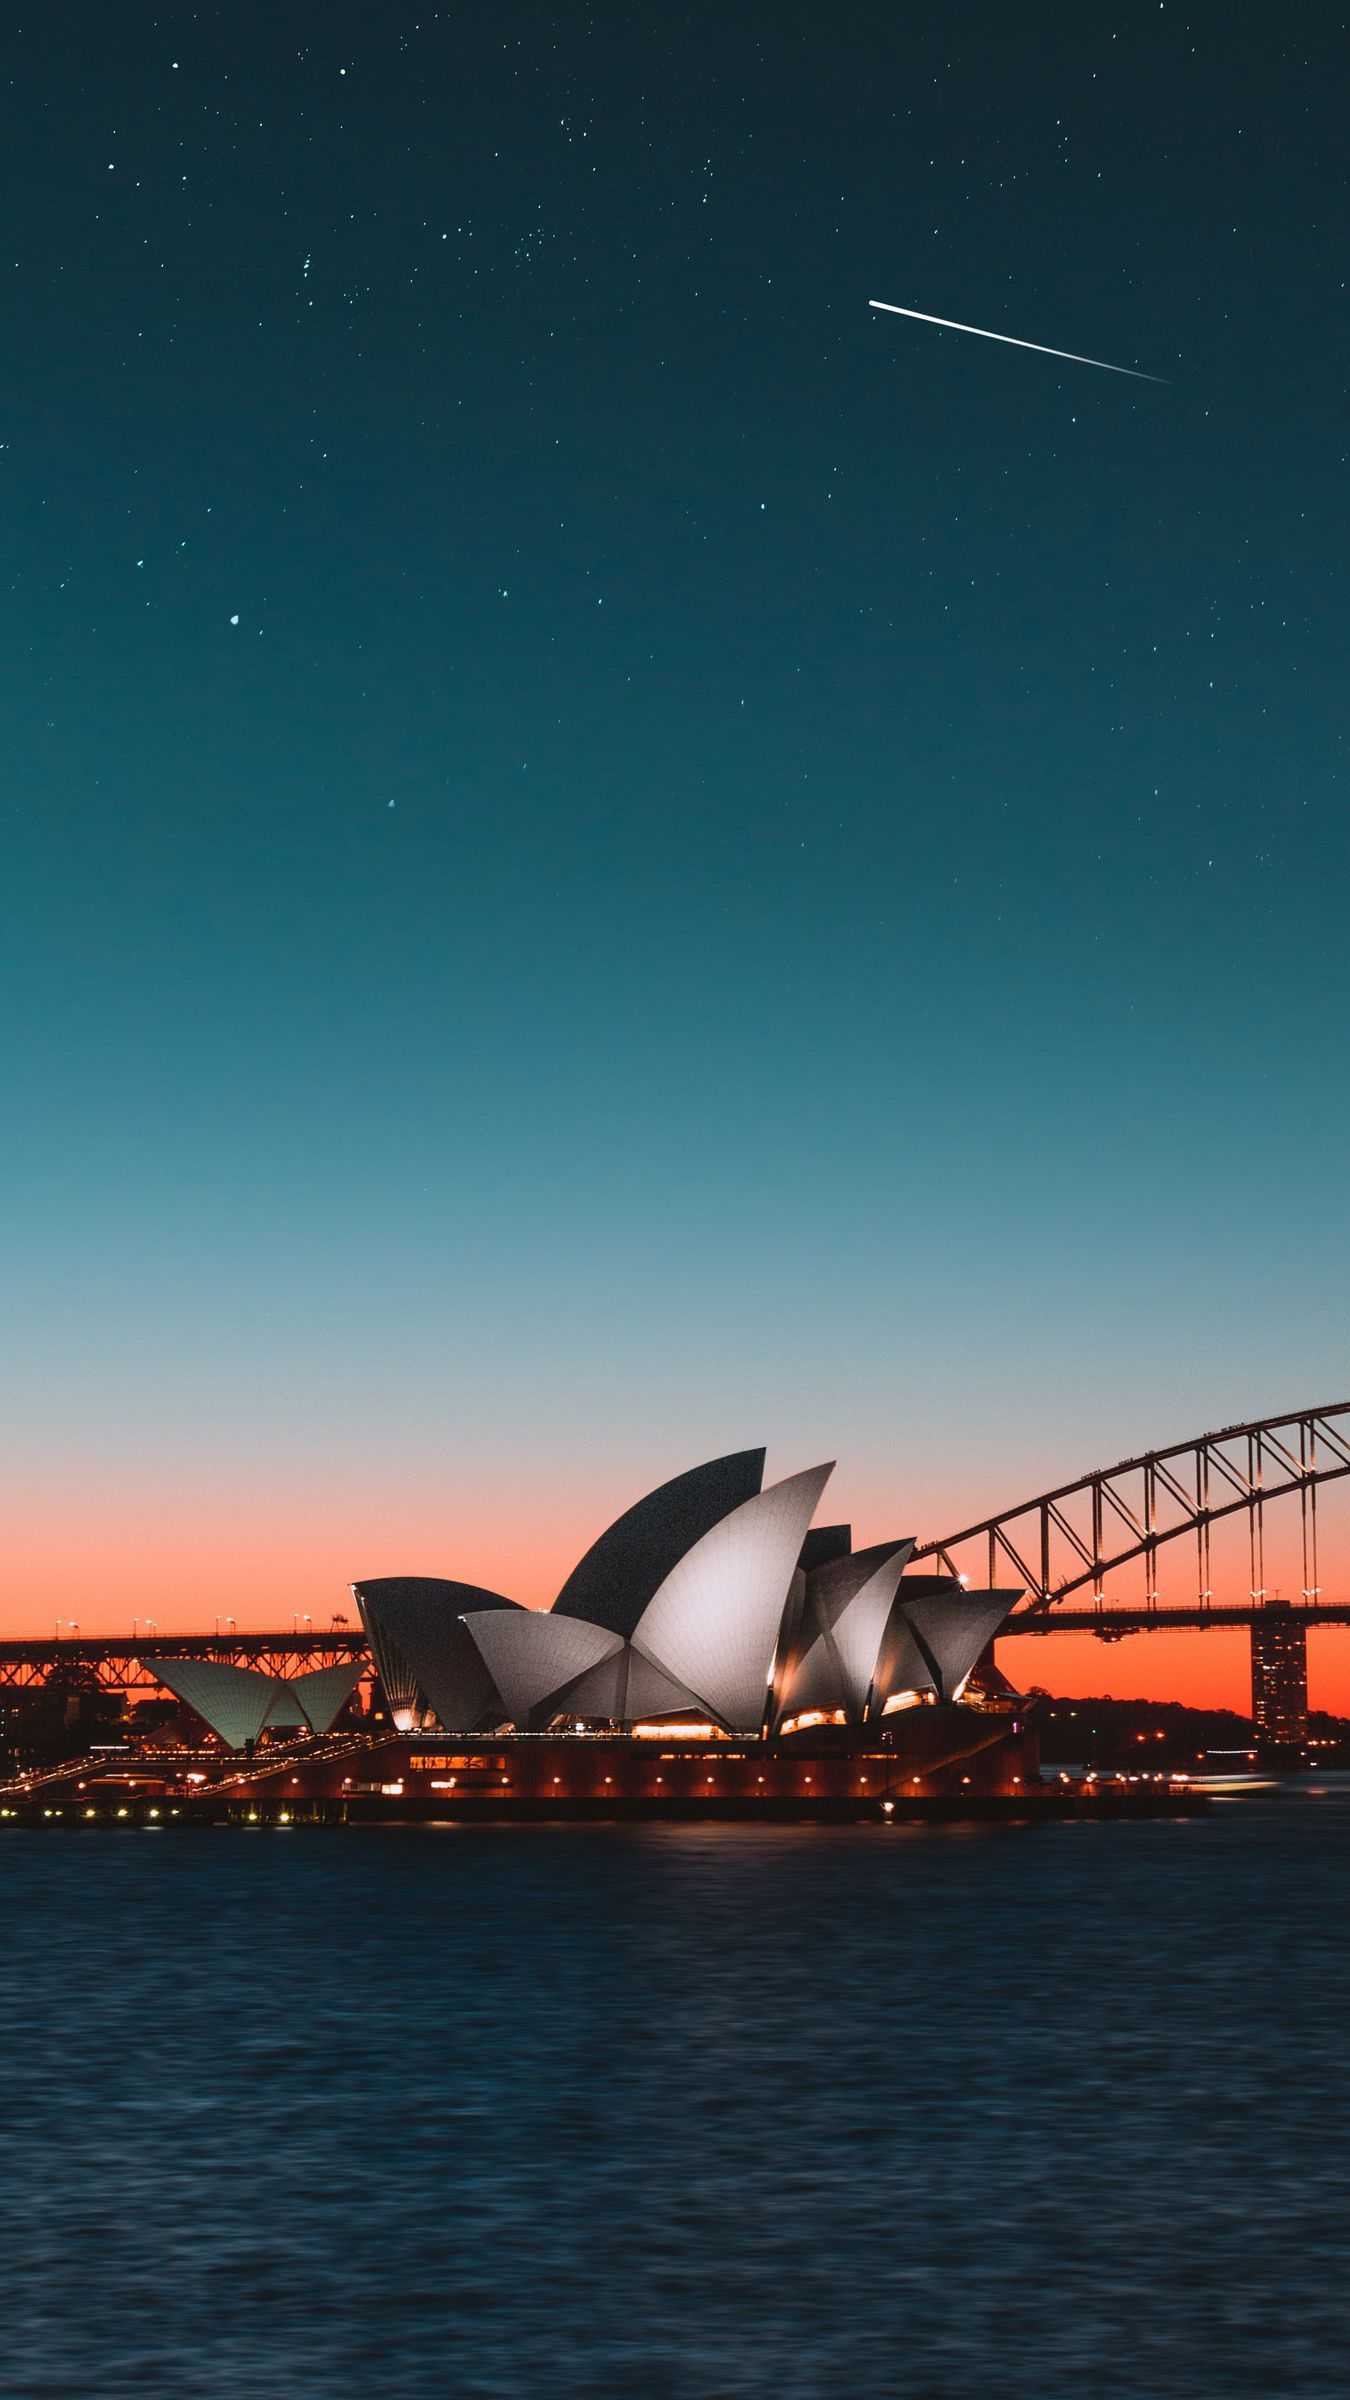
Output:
[
  {"left": 152, "top": 1451, "right": 1036, "bottom": 1815},
  {"left": 353, "top": 1450, "right": 1015, "bottom": 1738}
]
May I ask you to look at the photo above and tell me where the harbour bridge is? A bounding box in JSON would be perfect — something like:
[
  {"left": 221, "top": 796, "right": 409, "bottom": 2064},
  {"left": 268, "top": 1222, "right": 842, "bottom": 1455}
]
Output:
[
  {"left": 3, "top": 1407, "right": 1349, "bottom": 1723},
  {"left": 0, "top": 1627, "right": 366, "bottom": 1694},
  {"left": 909, "top": 1402, "right": 1350, "bottom": 1734},
  {"left": 911, "top": 1402, "right": 1350, "bottom": 1627}
]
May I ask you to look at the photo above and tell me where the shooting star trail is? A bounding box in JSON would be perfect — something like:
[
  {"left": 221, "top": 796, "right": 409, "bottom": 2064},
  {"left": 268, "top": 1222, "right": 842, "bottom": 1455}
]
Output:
[{"left": 869, "top": 299, "right": 1168, "bottom": 383}]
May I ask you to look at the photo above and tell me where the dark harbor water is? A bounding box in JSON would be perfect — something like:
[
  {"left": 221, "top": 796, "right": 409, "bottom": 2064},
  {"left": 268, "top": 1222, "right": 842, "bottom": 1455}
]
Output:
[{"left": 3, "top": 1790, "right": 1349, "bottom": 2400}]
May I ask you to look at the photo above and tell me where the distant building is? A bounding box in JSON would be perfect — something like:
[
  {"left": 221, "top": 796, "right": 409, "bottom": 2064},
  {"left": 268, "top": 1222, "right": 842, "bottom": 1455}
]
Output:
[{"left": 1250, "top": 1604, "right": 1308, "bottom": 1745}]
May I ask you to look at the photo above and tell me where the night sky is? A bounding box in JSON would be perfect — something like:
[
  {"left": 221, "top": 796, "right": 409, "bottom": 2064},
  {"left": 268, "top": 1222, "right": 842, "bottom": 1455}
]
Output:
[{"left": 4, "top": 3, "right": 1348, "bottom": 1702}]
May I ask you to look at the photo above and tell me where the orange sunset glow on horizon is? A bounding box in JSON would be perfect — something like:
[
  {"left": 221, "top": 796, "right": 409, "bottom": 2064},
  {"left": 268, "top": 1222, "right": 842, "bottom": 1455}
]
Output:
[{"left": 7, "top": 1448, "right": 1350, "bottom": 1719}]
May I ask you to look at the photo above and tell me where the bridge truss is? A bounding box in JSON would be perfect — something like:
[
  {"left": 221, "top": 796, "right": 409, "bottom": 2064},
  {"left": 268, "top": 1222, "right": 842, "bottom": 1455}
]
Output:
[
  {"left": 912, "top": 1403, "right": 1350, "bottom": 1628},
  {"left": 0, "top": 1630, "right": 367, "bottom": 1694}
]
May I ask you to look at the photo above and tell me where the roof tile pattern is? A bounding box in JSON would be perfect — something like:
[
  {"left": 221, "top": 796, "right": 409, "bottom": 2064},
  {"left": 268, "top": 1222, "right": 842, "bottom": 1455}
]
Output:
[
  {"left": 782, "top": 1539, "right": 915, "bottom": 1722},
  {"left": 551, "top": 1448, "right": 766, "bottom": 1638},
  {"left": 633, "top": 1464, "right": 834, "bottom": 1732},
  {"left": 353, "top": 1579, "right": 523, "bottom": 1733},
  {"left": 155, "top": 1658, "right": 285, "bottom": 1749},
  {"left": 459, "top": 1610, "right": 622, "bottom": 1732},
  {"left": 896, "top": 1588, "right": 1022, "bottom": 1703}
]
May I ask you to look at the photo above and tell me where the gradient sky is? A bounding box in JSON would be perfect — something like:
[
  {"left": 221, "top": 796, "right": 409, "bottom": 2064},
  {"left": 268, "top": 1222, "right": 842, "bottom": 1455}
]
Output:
[{"left": 4, "top": 3, "right": 1348, "bottom": 1708}]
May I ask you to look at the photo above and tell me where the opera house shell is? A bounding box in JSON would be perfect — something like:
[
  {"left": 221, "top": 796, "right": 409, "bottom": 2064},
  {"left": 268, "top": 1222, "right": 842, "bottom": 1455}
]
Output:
[
  {"left": 153, "top": 1657, "right": 365, "bottom": 1751},
  {"left": 353, "top": 1450, "right": 1019, "bottom": 1743}
]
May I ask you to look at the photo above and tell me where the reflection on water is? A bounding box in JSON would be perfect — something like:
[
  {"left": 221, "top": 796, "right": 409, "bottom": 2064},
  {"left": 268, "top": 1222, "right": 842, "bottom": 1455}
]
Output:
[{"left": 2, "top": 1789, "right": 1349, "bottom": 2398}]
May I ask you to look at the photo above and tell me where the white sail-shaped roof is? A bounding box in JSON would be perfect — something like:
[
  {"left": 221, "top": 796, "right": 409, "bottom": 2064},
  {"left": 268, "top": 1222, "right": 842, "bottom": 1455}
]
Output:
[
  {"left": 833, "top": 1541, "right": 915, "bottom": 1713},
  {"left": 633, "top": 1463, "right": 834, "bottom": 1732},
  {"left": 551, "top": 1450, "right": 766, "bottom": 1637},
  {"left": 543, "top": 1644, "right": 628, "bottom": 1722},
  {"left": 868, "top": 1611, "right": 937, "bottom": 1714},
  {"left": 621, "top": 1647, "right": 704, "bottom": 1723},
  {"left": 354, "top": 1578, "right": 523, "bottom": 1733},
  {"left": 780, "top": 1626, "right": 844, "bottom": 1717},
  {"left": 556, "top": 1644, "right": 703, "bottom": 1726},
  {"left": 781, "top": 1539, "right": 916, "bottom": 1723},
  {"left": 155, "top": 1658, "right": 282, "bottom": 1749},
  {"left": 351, "top": 1586, "right": 424, "bottom": 1723},
  {"left": 263, "top": 1687, "right": 309, "bottom": 1729},
  {"left": 289, "top": 1659, "right": 365, "bottom": 1733},
  {"left": 897, "top": 1588, "right": 1021, "bottom": 1702},
  {"left": 459, "top": 1610, "right": 623, "bottom": 1731}
]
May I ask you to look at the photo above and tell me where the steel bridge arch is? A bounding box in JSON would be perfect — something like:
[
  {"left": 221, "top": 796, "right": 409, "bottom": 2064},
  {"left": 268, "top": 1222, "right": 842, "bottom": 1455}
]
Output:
[{"left": 911, "top": 1403, "right": 1350, "bottom": 1616}]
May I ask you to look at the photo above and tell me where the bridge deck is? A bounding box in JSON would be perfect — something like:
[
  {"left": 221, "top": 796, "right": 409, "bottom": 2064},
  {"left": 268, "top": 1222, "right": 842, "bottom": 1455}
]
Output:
[
  {"left": 3, "top": 1603, "right": 1349, "bottom": 1691},
  {"left": 0, "top": 1632, "right": 366, "bottom": 1690}
]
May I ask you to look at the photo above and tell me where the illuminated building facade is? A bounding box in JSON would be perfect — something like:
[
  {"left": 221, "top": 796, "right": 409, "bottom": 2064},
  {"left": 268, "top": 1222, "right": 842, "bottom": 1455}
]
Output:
[
  {"left": 1250, "top": 1603, "right": 1309, "bottom": 1745},
  {"left": 150, "top": 1451, "right": 1023, "bottom": 1772},
  {"left": 353, "top": 1449, "right": 1020, "bottom": 1744}
]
